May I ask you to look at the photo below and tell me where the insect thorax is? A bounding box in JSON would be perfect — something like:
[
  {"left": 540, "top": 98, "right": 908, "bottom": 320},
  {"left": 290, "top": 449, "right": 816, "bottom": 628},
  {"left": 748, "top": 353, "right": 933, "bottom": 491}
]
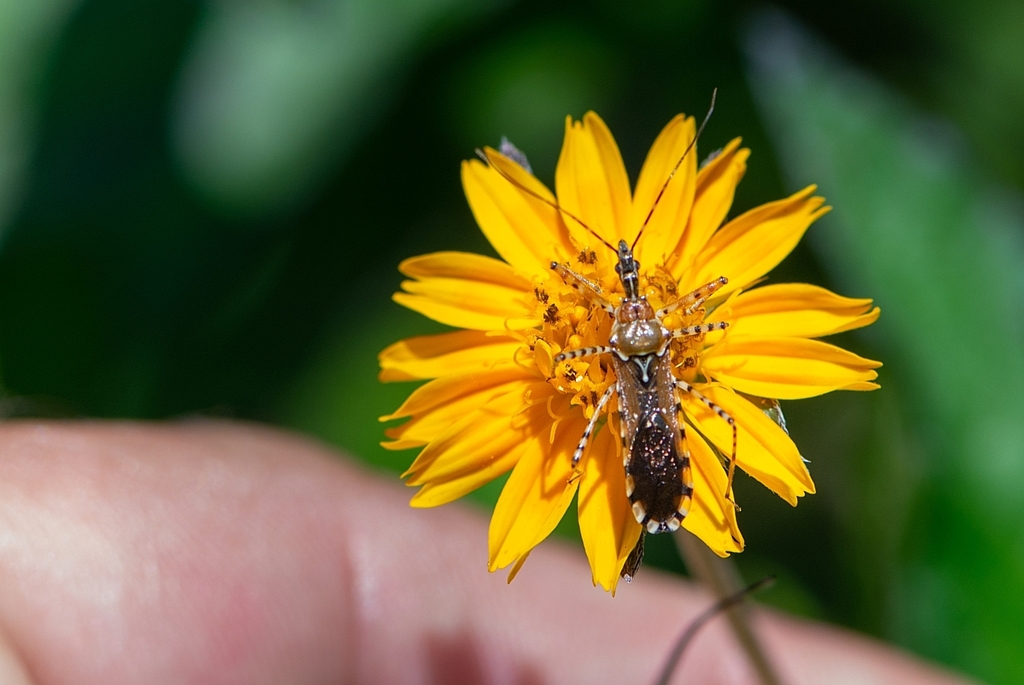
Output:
[
  {"left": 611, "top": 317, "right": 665, "bottom": 359},
  {"left": 610, "top": 299, "right": 666, "bottom": 359}
]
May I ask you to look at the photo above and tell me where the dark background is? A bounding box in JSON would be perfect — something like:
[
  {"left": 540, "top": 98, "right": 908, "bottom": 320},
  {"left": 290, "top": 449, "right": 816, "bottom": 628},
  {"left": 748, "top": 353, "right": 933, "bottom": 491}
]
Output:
[{"left": 1, "top": 1, "right": 1022, "bottom": 681}]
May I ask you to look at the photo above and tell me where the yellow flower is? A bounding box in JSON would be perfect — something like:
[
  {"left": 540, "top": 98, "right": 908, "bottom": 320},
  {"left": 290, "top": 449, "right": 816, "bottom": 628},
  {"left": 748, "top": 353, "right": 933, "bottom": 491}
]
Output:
[{"left": 379, "top": 112, "right": 881, "bottom": 592}]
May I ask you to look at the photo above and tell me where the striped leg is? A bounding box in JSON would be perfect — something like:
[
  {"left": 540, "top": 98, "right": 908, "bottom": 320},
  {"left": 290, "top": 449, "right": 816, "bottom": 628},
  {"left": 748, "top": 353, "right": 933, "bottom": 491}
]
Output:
[
  {"left": 555, "top": 345, "right": 615, "bottom": 363},
  {"left": 570, "top": 385, "right": 615, "bottom": 478},
  {"left": 656, "top": 276, "right": 728, "bottom": 318},
  {"left": 670, "top": 321, "right": 728, "bottom": 340},
  {"left": 550, "top": 261, "right": 616, "bottom": 313},
  {"left": 675, "top": 379, "right": 739, "bottom": 509}
]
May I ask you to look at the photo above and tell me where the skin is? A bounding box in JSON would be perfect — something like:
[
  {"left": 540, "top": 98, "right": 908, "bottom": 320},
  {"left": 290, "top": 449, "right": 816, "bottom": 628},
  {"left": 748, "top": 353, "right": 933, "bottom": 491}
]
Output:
[{"left": 0, "top": 421, "right": 975, "bottom": 685}]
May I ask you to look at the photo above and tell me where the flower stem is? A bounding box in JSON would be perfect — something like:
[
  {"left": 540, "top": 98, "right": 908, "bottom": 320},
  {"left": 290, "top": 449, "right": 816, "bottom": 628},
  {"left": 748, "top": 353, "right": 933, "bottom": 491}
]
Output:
[{"left": 674, "top": 530, "right": 784, "bottom": 685}]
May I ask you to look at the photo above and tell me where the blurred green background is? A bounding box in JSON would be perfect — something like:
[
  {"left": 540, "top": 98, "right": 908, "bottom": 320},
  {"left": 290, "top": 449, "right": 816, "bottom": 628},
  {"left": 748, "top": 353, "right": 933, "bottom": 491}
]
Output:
[{"left": 1, "top": 0, "right": 1022, "bottom": 681}]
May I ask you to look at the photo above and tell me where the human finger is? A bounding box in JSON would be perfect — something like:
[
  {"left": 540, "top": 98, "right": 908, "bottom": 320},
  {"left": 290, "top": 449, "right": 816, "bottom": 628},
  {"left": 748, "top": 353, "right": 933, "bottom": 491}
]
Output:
[{"left": 0, "top": 422, "right": 975, "bottom": 684}]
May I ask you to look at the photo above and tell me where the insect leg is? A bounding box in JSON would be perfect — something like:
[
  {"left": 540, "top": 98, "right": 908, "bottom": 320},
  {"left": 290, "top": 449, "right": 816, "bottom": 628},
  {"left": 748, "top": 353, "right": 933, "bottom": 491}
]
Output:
[
  {"left": 550, "top": 262, "right": 616, "bottom": 313},
  {"left": 675, "top": 379, "right": 739, "bottom": 509},
  {"left": 555, "top": 345, "right": 615, "bottom": 362},
  {"left": 656, "top": 276, "right": 728, "bottom": 318},
  {"left": 670, "top": 321, "right": 729, "bottom": 339},
  {"left": 569, "top": 385, "right": 615, "bottom": 479}
]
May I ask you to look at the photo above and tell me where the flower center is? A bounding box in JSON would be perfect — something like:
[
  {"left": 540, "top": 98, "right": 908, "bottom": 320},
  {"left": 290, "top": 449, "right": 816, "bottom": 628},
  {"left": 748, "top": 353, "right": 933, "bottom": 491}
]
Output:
[{"left": 525, "top": 250, "right": 710, "bottom": 420}]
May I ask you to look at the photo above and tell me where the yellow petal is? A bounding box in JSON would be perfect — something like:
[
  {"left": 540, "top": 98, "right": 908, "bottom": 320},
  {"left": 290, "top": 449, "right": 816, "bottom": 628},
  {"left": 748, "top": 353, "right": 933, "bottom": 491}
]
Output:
[
  {"left": 629, "top": 114, "right": 697, "bottom": 269},
  {"left": 399, "top": 251, "right": 531, "bottom": 289},
  {"left": 382, "top": 369, "right": 530, "bottom": 448},
  {"left": 394, "top": 251, "right": 537, "bottom": 330},
  {"left": 395, "top": 276, "right": 535, "bottom": 331},
  {"left": 701, "top": 335, "right": 882, "bottom": 399},
  {"left": 684, "top": 384, "right": 814, "bottom": 505},
  {"left": 666, "top": 138, "right": 749, "bottom": 278},
  {"left": 683, "top": 429, "right": 744, "bottom": 556},
  {"left": 379, "top": 330, "right": 522, "bottom": 381},
  {"left": 711, "top": 283, "right": 880, "bottom": 339},
  {"left": 384, "top": 390, "right": 513, "bottom": 450},
  {"left": 410, "top": 439, "right": 526, "bottom": 508},
  {"left": 404, "top": 383, "right": 535, "bottom": 488},
  {"left": 577, "top": 426, "right": 642, "bottom": 593},
  {"left": 381, "top": 366, "right": 529, "bottom": 422},
  {"left": 488, "top": 417, "right": 581, "bottom": 572},
  {"left": 682, "top": 185, "right": 829, "bottom": 295},
  {"left": 462, "top": 154, "right": 574, "bottom": 276},
  {"left": 555, "top": 112, "right": 631, "bottom": 249},
  {"left": 505, "top": 551, "right": 531, "bottom": 583}
]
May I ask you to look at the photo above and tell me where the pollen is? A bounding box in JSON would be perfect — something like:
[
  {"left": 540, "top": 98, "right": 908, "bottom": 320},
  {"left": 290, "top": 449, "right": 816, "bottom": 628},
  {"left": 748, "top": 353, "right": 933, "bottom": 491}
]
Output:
[{"left": 529, "top": 253, "right": 617, "bottom": 418}]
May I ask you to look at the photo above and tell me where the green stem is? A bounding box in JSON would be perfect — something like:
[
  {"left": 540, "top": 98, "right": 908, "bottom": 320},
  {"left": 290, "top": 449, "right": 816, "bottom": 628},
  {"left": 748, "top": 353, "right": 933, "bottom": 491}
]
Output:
[{"left": 674, "top": 530, "right": 784, "bottom": 685}]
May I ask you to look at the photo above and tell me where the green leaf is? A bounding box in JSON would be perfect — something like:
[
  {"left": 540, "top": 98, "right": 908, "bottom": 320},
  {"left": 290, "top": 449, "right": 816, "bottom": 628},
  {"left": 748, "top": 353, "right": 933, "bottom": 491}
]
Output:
[
  {"left": 0, "top": 0, "right": 83, "bottom": 235},
  {"left": 172, "top": 0, "right": 504, "bottom": 217},
  {"left": 745, "top": 12, "right": 1024, "bottom": 683}
]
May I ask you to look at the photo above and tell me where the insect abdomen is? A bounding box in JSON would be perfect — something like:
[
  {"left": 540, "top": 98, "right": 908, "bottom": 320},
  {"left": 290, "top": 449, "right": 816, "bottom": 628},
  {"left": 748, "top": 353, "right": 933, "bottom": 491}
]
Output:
[
  {"left": 625, "top": 410, "right": 692, "bottom": 533},
  {"left": 615, "top": 353, "right": 693, "bottom": 535}
]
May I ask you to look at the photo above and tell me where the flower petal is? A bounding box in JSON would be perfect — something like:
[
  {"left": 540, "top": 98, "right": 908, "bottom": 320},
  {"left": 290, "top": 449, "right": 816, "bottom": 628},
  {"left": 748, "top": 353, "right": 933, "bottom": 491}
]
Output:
[
  {"left": 683, "top": 428, "right": 744, "bottom": 556},
  {"left": 488, "top": 416, "right": 582, "bottom": 573},
  {"left": 629, "top": 114, "right": 697, "bottom": 268},
  {"left": 395, "top": 256, "right": 536, "bottom": 330},
  {"left": 410, "top": 457, "right": 522, "bottom": 508},
  {"left": 701, "top": 335, "right": 882, "bottom": 399},
  {"left": 382, "top": 368, "right": 530, "bottom": 448},
  {"left": 682, "top": 185, "right": 829, "bottom": 295},
  {"left": 555, "top": 112, "right": 632, "bottom": 249},
  {"left": 393, "top": 288, "right": 532, "bottom": 330},
  {"left": 381, "top": 366, "right": 529, "bottom": 422},
  {"left": 577, "top": 425, "right": 642, "bottom": 593},
  {"left": 666, "top": 138, "right": 749, "bottom": 278},
  {"left": 462, "top": 154, "right": 574, "bottom": 276},
  {"left": 399, "top": 251, "right": 532, "bottom": 289},
  {"left": 379, "top": 330, "right": 522, "bottom": 381},
  {"left": 711, "top": 283, "right": 880, "bottom": 339},
  {"left": 684, "top": 384, "right": 814, "bottom": 505},
  {"left": 404, "top": 382, "right": 535, "bottom": 491}
]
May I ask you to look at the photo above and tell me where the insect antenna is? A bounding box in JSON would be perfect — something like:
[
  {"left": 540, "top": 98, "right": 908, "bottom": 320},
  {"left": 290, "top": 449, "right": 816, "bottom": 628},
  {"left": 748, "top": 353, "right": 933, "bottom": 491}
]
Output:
[
  {"left": 475, "top": 147, "right": 617, "bottom": 254},
  {"left": 651, "top": 575, "right": 775, "bottom": 685},
  {"left": 631, "top": 88, "right": 718, "bottom": 252}
]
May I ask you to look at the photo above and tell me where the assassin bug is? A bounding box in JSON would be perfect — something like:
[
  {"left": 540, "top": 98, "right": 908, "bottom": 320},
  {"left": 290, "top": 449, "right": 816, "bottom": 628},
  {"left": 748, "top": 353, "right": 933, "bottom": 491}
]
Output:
[{"left": 480, "top": 90, "right": 739, "bottom": 580}]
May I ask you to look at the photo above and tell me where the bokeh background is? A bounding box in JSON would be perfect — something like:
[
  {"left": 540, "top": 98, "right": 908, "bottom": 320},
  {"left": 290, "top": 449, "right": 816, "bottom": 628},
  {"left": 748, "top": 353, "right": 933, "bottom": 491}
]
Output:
[{"left": 1, "top": 0, "right": 1023, "bottom": 681}]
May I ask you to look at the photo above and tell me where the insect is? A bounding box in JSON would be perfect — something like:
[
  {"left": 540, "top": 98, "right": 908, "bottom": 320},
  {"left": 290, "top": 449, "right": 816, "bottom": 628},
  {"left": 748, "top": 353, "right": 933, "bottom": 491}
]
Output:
[
  {"left": 481, "top": 91, "right": 739, "bottom": 581},
  {"left": 552, "top": 240, "right": 735, "bottom": 580}
]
